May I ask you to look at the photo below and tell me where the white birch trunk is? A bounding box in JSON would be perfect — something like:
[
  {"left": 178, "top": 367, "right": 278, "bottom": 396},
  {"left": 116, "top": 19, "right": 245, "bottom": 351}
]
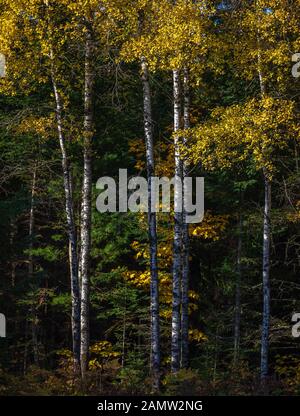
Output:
[
  {"left": 181, "top": 67, "right": 190, "bottom": 369},
  {"left": 258, "top": 47, "right": 271, "bottom": 383},
  {"left": 260, "top": 172, "right": 271, "bottom": 381},
  {"left": 80, "top": 28, "right": 95, "bottom": 380},
  {"left": 171, "top": 69, "right": 182, "bottom": 373},
  {"left": 51, "top": 59, "right": 81, "bottom": 373},
  {"left": 141, "top": 58, "right": 161, "bottom": 390}
]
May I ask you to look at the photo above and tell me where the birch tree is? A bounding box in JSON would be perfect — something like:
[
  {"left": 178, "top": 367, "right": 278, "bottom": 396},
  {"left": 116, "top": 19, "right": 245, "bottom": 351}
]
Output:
[
  {"left": 141, "top": 57, "right": 161, "bottom": 390},
  {"left": 227, "top": 0, "right": 298, "bottom": 383},
  {"left": 188, "top": 98, "right": 298, "bottom": 382},
  {"left": 67, "top": 0, "right": 125, "bottom": 380},
  {"left": 80, "top": 17, "right": 96, "bottom": 382},
  {"left": 181, "top": 67, "right": 191, "bottom": 369},
  {"left": 171, "top": 67, "right": 183, "bottom": 372},
  {"left": 118, "top": 1, "right": 161, "bottom": 389},
  {"left": 0, "top": 0, "right": 83, "bottom": 372},
  {"left": 153, "top": 0, "right": 213, "bottom": 371}
]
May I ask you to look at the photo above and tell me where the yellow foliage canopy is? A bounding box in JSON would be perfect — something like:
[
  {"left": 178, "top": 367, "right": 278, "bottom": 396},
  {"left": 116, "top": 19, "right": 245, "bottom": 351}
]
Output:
[{"left": 187, "top": 97, "right": 298, "bottom": 179}]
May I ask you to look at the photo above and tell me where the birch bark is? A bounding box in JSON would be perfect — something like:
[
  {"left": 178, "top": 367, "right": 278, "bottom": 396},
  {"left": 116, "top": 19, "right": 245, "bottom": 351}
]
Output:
[
  {"left": 258, "top": 44, "right": 271, "bottom": 383},
  {"left": 141, "top": 57, "right": 161, "bottom": 390},
  {"left": 260, "top": 172, "right": 271, "bottom": 381},
  {"left": 181, "top": 67, "right": 190, "bottom": 369},
  {"left": 80, "top": 28, "right": 95, "bottom": 380},
  {"left": 51, "top": 59, "right": 81, "bottom": 373},
  {"left": 171, "top": 69, "right": 182, "bottom": 373}
]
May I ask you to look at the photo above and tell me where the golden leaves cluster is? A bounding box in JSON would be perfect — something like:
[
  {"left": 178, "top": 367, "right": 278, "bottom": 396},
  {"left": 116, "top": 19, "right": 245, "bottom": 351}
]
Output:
[{"left": 188, "top": 97, "right": 298, "bottom": 179}]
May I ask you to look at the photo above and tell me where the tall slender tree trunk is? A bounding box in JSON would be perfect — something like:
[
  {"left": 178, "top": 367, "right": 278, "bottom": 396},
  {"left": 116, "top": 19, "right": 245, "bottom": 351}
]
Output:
[
  {"left": 258, "top": 48, "right": 271, "bottom": 383},
  {"left": 172, "top": 69, "right": 182, "bottom": 373},
  {"left": 233, "top": 212, "right": 242, "bottom": 365},
  {"left": 181, "top": 67, "right": 190, "bottom": 369},
  {"left": 141, "top": 58, "right": 161, "bottom": 390},
  {"left": 29, "top": 163, "right": 39, "bottom": 367},
  {"left": 28, "top": 164, "right": 37, "bottom": 280},
  {"left": 80, "top": 28, "right": 95, "bottom": 380},
  {"left": 261, "top": 172, "right": 271, "bottom": 382},
  {"left": 51, "top": 58, "right": 81, "bottom": 373}
]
